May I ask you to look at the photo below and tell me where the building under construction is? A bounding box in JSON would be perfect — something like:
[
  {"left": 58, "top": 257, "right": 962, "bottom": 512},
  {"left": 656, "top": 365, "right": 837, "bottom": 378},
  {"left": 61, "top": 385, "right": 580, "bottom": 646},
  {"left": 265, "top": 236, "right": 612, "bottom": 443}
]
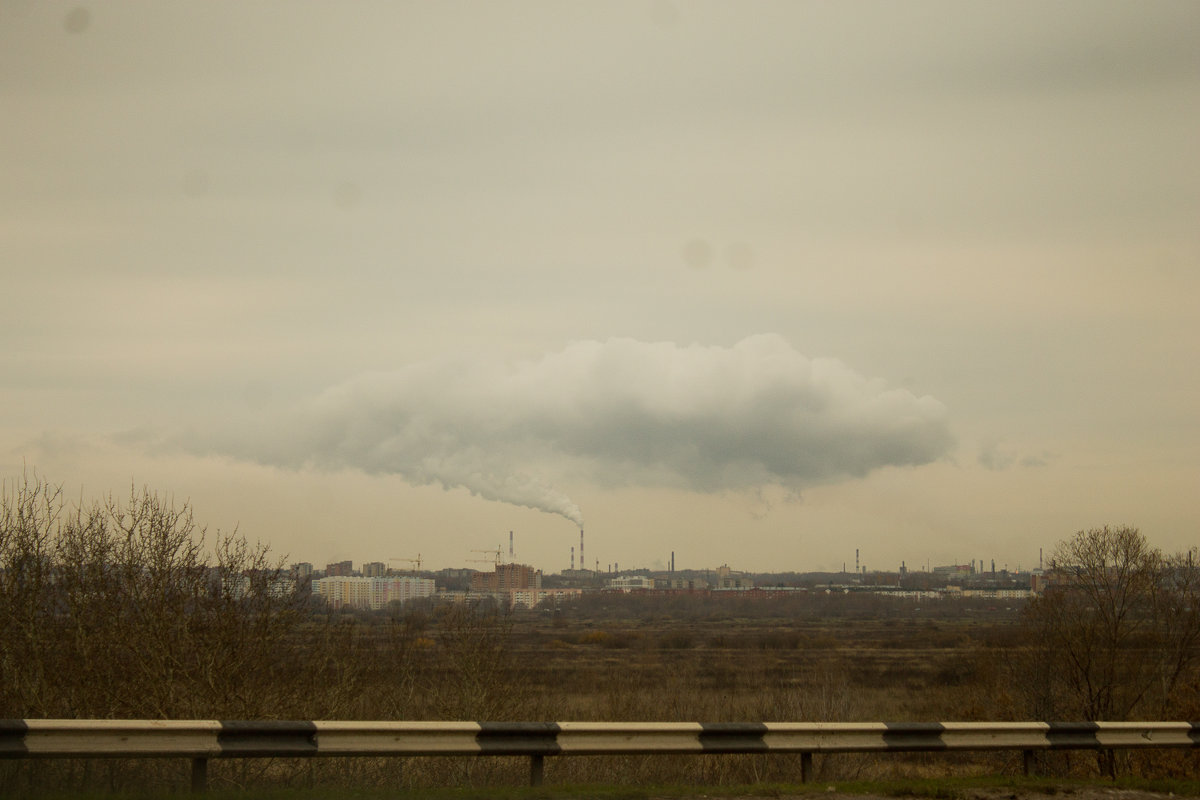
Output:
[{"left": 469, "top": 562, "right": 542, "bottom": 593}]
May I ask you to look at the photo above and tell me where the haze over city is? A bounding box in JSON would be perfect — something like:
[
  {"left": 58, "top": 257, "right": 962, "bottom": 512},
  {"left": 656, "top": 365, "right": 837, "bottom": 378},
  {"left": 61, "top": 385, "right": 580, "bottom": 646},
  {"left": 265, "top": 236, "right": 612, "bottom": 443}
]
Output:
[{"left": 2, "top": 1, "right": 1197, "bottom": 575}]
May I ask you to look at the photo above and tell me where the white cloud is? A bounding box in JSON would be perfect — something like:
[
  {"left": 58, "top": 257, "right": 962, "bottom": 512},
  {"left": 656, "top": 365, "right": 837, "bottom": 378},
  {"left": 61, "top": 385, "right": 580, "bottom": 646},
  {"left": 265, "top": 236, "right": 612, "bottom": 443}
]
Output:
[{"left": 185, "top": 335, "right": 953, "bottom": 526}]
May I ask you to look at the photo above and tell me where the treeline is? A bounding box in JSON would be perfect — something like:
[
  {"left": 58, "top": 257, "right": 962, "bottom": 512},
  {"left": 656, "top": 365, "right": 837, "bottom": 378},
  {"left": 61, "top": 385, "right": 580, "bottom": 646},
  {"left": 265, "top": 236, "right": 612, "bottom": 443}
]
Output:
[{"left": 0, "top": 472, "right": 529, "bottom": 724}]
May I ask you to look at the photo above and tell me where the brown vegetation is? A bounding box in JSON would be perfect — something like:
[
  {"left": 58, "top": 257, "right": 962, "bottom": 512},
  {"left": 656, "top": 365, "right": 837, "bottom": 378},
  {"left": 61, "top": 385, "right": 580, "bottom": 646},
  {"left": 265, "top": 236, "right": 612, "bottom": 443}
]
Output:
[{"left": 2, "top": 476, "right": 1198, "bottom": 792}]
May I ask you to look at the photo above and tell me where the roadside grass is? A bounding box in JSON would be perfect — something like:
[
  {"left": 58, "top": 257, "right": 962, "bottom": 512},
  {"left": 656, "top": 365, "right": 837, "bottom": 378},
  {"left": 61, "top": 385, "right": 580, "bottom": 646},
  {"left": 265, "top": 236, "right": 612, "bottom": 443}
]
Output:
[{"left": 14, "top": 776, "right": 1200, "bottom": 800}]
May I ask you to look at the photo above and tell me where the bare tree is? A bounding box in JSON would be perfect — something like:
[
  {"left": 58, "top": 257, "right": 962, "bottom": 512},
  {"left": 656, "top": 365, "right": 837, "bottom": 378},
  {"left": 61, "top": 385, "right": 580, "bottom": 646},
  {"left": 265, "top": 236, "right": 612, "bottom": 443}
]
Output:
[
  {"left": 0, "top": 472, "right": 61, "bottom": 716},
  {"left": 0, "top": 473, "right": 311, "bottom": 721},
  {"left": 1014, "top": 526, "right": 1200, "bottom": 776},
  {"left": 1150, "top": 548, "right": 1200, "bottom": 715}
]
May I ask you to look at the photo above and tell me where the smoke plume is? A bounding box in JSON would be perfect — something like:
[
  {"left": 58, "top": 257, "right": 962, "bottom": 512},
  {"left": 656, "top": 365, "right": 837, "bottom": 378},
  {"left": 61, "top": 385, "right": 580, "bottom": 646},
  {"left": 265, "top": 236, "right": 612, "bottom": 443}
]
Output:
[{"left": 195, "top": 335, "right": 953, "bottom": 524}]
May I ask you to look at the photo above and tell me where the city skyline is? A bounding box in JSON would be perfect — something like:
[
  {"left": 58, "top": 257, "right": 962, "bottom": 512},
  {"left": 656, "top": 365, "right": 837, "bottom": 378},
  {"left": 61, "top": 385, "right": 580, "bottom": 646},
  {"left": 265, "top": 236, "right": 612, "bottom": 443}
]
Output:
[
  {"left": 300, "top": 542, "right": 1041, "bottom": 578},
  {"left": 3, "top": 2, "right": 1198, "bottom": 574}
]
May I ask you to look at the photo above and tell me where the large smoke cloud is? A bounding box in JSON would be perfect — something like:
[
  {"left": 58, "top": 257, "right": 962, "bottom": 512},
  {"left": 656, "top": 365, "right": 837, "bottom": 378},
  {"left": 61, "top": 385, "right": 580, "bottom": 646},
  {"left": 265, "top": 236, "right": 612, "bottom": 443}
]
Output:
[{"left": 202, "top": 335, "right": 953, "bottom": 525}]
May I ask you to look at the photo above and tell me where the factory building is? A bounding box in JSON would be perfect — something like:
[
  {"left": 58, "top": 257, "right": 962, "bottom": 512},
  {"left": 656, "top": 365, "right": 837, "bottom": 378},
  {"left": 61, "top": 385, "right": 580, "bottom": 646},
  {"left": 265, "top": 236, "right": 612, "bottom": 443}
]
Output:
[
  {"left": 712, "top": 564, "right": 753, "bottom": 589},
  {"left": 932, "top": 564, "right": 974, "bottom": 578},
  {"left": 607, "top": 575, "right": 656, "bottom": 591}
]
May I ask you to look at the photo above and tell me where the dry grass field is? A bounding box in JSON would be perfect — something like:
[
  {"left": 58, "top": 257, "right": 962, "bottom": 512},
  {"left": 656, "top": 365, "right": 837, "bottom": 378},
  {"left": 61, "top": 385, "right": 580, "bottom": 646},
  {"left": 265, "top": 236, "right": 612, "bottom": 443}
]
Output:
[
  {"left": 373, "top": 588, "right": 1024, "bottom": 720},
  {"left": 5, "top": 592, "right": 1199, "bottom": 794}
]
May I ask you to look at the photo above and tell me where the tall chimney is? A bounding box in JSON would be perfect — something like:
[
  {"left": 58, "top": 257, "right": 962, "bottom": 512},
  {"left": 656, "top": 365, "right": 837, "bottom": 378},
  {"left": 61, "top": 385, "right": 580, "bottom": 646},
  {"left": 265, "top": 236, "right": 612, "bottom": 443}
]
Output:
[
  {"left": 509, "top": 531, "right": 514, "bottom": 559},
  {"left": 580, "top": 530, "right": 585, "bottom": 574},
  {"left": 855, "top": 548, "right": 859, "bottom": 574},
  {"left": 570, "top": 546, "right": 574, "bottom": 571},
  {"left": 671, "top": 551, "right": 675, "bottom": 572}
]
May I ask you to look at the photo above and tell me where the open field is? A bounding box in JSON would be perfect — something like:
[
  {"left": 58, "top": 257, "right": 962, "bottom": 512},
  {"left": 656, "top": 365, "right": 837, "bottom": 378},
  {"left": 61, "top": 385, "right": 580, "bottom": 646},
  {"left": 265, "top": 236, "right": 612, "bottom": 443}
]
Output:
[
  {"left": 365, "top": 593, "right": 1026, "bottom": 724},
  {"left": 4, "top": 597, "right": 1199, "bottom": 793}
]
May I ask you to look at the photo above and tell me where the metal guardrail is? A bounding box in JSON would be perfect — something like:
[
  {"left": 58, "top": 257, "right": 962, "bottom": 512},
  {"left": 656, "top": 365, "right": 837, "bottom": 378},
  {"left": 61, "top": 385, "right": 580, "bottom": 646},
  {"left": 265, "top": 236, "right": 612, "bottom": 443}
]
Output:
[{"left": 3, "top": 720, "right": 1198, "bottom": 791}]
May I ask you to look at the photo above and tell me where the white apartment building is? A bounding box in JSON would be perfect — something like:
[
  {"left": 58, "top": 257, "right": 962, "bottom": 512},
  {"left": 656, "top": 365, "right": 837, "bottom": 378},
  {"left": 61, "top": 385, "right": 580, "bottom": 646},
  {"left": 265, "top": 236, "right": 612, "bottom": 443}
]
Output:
[
  {"left": 509, "top": 588, "right": 583, "bottom": 608},
  {"left": 313, "top": 575, "right": 436, "bottom": 610}
]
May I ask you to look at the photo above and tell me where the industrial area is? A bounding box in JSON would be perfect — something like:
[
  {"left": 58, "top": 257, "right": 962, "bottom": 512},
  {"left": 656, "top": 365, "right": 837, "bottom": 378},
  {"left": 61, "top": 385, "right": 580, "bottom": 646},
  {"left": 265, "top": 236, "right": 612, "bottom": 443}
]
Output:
[{"left": 297, "top": 529, "right": 1043, "bottom": 612}]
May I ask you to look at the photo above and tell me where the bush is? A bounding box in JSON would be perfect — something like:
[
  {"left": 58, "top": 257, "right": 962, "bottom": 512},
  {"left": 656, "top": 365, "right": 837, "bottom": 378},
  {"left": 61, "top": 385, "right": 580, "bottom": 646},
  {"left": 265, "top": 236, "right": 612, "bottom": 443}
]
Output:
[{"left": 0, "top": 472, "right": 311, "bottom": 720}]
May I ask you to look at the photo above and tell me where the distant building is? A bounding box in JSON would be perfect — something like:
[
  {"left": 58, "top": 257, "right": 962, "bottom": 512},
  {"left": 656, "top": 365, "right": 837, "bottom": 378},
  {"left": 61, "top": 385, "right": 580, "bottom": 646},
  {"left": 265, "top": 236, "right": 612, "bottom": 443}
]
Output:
[
  {"left": 713, "top": 564, "right": 753, "bottom": 590},
  {"left": 661, "top": 576, "right": 708, "bottom": 590},
  {"left": 362, "top": 561, "right": 386, "bottom": 578},
  {"left": 607, "top": 575, "right": 656, "bottom": 591},
  {"left": 292, "top": 562, "right": 313, "bottom": 581},
  {"left": 325, "top": 560, "right": 354, "bottom": 577},
  {"left": 266, "top": 575, "right": 297, "bottom": 599},
  {"left": 509, "top": 588, "right": 582, "bottom": 608},
  {"left": 470, "top": 563, "right": 541, "bottom": 592},
  {"left": 313, "top": 575, "right": 435, "bottom": 610},
  {"left": 222, "top": 573, "right": 296, "bottom": 600},
  {"left": 961, "top": 587, "right": 1034, "bottom": 600},
  {"left": 1030, "top": 571, "right": 1055, "bottom": 594}
]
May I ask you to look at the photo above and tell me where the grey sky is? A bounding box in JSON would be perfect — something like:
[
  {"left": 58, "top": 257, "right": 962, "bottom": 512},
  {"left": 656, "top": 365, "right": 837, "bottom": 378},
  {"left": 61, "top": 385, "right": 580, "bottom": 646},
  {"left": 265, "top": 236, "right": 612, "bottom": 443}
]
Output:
[{"left": 3, "top": 1, "right": 1197, "bottom": 573}]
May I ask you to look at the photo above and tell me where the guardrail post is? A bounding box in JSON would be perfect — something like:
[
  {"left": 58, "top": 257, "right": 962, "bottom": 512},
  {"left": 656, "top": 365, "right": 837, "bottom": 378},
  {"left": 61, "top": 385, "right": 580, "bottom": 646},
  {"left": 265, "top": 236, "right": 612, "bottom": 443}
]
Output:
[
  {"left": 800, "top": 751, "right": 813, "bottom": 783},
  {"left": 529, "top": 754, "right": 545, "bottom": 786},
  {"left": 1022, "top": 750, "right": 1034, "bottom": 777},
  {"left": 190, "top": 757, "right": 208, "bottom": 793}
]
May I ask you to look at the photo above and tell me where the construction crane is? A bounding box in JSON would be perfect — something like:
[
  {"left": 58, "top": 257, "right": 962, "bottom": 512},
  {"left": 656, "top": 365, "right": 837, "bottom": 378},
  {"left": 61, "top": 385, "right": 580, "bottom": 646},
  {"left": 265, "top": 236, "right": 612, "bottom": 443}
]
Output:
[
  {"left": 388, "top": 555, "right": 422, "bottom": 574},
  {"left": 470, "top": 547, "right": 503, "bottom": 566}
]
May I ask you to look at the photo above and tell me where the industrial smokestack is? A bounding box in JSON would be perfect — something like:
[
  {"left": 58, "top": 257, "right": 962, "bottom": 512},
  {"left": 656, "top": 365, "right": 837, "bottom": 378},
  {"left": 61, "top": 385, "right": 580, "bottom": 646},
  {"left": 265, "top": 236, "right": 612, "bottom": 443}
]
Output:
[
  {"left": 580, "top": 530, "right": 585, "bottom": 574},
  {"left": 671, "top": 551, "right": 675, "bottom": 572},
  {"left": 570, "top": 546, "right": 574, "bottom": 571},
  {"left": 509, "top": 530, "right": 514, "bottom": 558},
  {"left": 855, "top": 548, "right": 859, "bottom": 574}
]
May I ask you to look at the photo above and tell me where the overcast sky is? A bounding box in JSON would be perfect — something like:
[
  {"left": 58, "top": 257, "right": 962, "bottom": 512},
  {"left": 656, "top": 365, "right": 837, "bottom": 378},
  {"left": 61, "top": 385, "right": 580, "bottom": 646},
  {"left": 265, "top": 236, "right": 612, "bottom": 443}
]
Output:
[{"left": 3, "top": 1, "right": 1197, "bottom": 574}]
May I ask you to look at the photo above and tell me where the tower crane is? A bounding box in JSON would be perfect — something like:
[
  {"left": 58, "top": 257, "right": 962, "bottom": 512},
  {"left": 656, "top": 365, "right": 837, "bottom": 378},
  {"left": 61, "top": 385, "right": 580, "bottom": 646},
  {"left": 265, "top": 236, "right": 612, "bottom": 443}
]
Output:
[
  {"left": 470, "top": 546, "right": 503, "bottom": 566},
  {"left": 388, "top": 555, "right": 422, "bottom": 574}
]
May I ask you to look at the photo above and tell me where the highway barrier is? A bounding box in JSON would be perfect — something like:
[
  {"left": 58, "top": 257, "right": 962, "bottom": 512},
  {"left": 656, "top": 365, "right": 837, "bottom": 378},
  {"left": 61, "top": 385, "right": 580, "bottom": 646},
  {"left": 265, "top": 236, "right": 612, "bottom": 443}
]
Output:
[{"left": 3, "top": 719, "right": 1198, "bottom": 791}]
